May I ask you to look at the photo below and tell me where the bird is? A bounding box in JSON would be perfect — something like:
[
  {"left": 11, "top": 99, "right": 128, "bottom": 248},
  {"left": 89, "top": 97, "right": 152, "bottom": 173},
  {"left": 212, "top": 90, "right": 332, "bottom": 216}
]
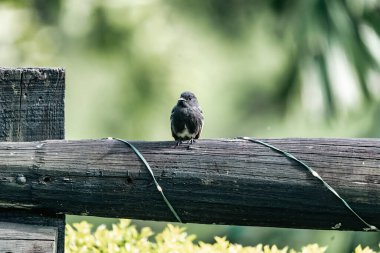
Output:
[{"left": 170, "top": 91, "right": 204, "bottom": 145}]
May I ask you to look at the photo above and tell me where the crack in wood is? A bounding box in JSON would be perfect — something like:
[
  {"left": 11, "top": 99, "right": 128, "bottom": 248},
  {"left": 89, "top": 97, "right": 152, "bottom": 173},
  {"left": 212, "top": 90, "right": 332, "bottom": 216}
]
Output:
[{"left": 17, "top": 71, "right": 23, "bottom": 141}]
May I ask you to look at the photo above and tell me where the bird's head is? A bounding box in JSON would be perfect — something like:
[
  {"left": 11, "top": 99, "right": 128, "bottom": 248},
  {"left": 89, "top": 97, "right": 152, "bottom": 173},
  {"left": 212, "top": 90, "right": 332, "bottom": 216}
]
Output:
[{"left": 177, "top": 91, "right": 199, "bottom": 107}]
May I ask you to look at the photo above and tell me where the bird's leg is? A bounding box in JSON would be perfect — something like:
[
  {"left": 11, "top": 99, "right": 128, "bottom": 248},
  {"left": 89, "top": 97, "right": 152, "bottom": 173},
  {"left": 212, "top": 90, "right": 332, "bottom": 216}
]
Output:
[
  {"left": 189, "top": 138, "right": 196, "bottom": 144},
  {"left": 176, "top": 140, "right": 183, "bottom": 146}
]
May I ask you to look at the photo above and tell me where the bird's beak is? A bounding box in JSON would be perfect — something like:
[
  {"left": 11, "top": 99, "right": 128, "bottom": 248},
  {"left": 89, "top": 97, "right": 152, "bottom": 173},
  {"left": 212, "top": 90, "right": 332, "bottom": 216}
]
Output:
[{"left": 178, "top": 97, "right": 186, "bottom": 102}]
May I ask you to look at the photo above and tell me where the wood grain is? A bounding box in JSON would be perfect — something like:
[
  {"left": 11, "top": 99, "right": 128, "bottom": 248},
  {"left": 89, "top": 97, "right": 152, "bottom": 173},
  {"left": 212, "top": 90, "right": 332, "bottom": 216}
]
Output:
[
  {"left": 0, "top": 222, "right": 56, "bottom": 253},
  {"left": 0, "top": 138, "right": 379, "bottom": 231},
  {"left": 0, "top": 68, "right": 65, "bottom": 253},
  {"left": 0, "top": 68, "right": 64, "bottom": 141}
]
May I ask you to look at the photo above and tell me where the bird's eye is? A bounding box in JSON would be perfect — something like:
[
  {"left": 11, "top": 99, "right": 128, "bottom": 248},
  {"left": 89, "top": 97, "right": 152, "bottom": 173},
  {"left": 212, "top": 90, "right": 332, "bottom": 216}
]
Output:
[{"left": 188, "top": 97, "right": 192, "bottom": 100}]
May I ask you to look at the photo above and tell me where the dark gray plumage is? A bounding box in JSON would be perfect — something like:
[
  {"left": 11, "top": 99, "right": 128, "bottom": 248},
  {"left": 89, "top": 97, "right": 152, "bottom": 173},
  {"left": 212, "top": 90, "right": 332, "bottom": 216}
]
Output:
[{"left": 170, "top": 91, "right": 204, "bottom": 144}]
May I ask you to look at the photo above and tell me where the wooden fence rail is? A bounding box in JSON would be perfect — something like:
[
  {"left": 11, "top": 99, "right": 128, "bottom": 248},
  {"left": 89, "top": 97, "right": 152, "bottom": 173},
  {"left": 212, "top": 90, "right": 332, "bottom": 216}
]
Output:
[{"left": 0, "top": 138, "right": 379, "bottom": 231}]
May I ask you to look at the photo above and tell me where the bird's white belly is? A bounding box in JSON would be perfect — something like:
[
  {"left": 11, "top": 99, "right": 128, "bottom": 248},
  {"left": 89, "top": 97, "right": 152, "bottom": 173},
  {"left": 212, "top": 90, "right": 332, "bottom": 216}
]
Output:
[{"left": 177, "top": 125, "right": 194, "bottom": 138}]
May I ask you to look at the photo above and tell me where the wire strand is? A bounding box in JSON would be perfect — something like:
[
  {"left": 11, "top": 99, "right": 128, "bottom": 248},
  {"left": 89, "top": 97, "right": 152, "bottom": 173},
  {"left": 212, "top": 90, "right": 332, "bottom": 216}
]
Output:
[
  {"left": 107, "top": 137, "right": 182, "bottom": 223},
  {"left": 238, "top": 136, "right": 378, "bottom": 232}
]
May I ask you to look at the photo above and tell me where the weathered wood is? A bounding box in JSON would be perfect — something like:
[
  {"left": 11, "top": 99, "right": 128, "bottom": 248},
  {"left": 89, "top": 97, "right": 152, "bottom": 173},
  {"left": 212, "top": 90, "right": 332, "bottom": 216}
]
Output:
[
  {"left": 0, "top": 138, "right": 379, "bottom": 231},
  {"left": 0, "top": 68, "right": 65, "bottom": 253},
  {"left": 0, "top": 210, "right": 65, "bottom": 253},
  {"left": 0, "top": 68, "right": 65, "bottom": 141},
  {"left": 0, "top": 222, "right": 56, "bottom": 252}
]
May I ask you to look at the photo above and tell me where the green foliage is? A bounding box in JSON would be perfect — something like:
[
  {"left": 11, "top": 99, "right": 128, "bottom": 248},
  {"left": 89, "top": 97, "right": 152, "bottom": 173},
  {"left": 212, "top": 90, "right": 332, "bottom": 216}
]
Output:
[
  {"left": 169, "top": 0, "right": 380, "bottom": 115},
  {"left": 2, "top": 0, "right": 380, "bottom": 250},
  {"left": 354, "top": 245, "right": 380, "bottom": 253},
  {"left": 66, "top": 219, "right": 379, "bottom": 253},
  {"left": 1, "top": 0, "right": 379, "bottom": 140},
  {"left": 66, "top": 220, "right": 153, "bottom": 253}
]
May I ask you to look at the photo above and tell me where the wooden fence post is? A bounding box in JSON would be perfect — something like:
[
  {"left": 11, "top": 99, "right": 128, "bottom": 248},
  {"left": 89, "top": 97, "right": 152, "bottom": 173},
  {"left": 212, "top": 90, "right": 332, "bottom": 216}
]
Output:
[{"left": 0, "top": 68, "right": 65, "bottom": 253}]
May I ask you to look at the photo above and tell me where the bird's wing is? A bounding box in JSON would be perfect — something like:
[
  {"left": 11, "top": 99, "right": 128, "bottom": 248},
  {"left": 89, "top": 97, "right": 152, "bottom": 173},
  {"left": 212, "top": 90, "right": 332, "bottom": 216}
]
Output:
[
  {"left": 195, "top": 117, "right": 203, "bottom": 139},
  {"left": 198, "top": 106, "right": 204, "bottom": 120},
  {"left": 170, "top": 107, "right": 175, "bottom": 120},
  {"left": 184, "top": 109, "right": 203, "bottom": 138}
]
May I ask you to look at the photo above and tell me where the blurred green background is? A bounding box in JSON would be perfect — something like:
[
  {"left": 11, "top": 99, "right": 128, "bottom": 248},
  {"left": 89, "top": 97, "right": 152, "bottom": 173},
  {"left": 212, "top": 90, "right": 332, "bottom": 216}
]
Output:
[{"left": 1, "top": 0, "right": 380, "bottom": 251}]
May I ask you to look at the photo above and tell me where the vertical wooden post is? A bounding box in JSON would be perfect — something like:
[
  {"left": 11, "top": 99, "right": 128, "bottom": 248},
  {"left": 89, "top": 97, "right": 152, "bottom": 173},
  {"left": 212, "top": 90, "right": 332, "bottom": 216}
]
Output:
[{"left": 0, "top": 68, "right": 65, "bottom": 252}]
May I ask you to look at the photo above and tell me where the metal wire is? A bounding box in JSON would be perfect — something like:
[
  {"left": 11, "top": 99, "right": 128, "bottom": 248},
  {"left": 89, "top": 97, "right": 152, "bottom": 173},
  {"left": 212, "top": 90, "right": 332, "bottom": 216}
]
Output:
[
  {"left": 238, "top": 136, "right": 378, "bottom": 231},
  {"left": 108, "top": 137, "right": 182, "bottom": 223}
]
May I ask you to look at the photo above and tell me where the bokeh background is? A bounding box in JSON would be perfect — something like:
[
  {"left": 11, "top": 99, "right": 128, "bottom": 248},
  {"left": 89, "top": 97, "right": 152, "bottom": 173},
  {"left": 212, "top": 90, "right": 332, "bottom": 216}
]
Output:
[{"left": 1, "top": 0, "right": 380, "bottom": 251}]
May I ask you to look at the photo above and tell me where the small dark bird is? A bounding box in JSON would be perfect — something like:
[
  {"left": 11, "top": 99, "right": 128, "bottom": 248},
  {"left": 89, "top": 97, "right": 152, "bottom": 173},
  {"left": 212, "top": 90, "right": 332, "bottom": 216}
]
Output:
[{"left": 170, "top": 91, "right": 204, "bottom": 145}]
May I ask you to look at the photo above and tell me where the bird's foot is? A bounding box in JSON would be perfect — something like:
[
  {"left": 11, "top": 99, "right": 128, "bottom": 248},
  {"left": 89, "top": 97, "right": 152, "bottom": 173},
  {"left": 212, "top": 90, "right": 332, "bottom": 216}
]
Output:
[{"left": 175, "top": 139, "right": 196, "bottom": 147}]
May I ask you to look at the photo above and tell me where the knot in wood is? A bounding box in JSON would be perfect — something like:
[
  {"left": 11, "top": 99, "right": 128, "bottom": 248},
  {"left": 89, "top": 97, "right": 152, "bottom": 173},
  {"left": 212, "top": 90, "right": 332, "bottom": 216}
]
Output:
[{"left": 16, "top": 174, "right": 26, "bottom": 185}]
